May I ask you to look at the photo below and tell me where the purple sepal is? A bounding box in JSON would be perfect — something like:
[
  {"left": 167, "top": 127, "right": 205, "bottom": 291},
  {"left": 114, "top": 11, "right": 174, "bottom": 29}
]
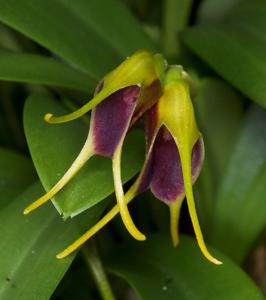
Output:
[
  {"left": 136, "top": 126, "right": 204, "bottom": 204},
  {"left": 91, "top": 85, "right": 140, "bottom": 157},
  {"left": 150, "top": 127, "right": 184, "bottom": 203},
  {"left": 135, "top": 153, "right": 153, "bottom": 194},
  {"left": 191, "top": 136, "right": 204, "bottom": 182}
]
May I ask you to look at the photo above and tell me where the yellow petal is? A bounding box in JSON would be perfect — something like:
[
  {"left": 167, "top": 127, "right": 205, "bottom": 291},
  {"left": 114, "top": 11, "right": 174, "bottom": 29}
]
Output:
[{"left": 169, "top": 196, "right": 184, "bottom": 246}]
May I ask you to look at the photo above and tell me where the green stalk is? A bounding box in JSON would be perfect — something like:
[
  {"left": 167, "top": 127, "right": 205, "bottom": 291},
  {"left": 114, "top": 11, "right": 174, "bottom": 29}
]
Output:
[
  {"left": 82, "top": 241, "right": 116, "bottom": 300},
  {"left": 162, "top": 0, "right": 193, "bottom": 57}
]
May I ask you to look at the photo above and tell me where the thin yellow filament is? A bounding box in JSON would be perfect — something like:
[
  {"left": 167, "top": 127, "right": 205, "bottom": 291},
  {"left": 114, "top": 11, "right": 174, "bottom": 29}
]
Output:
[
  {"left": 23, "top": 134, "right": 94, "bottom": 215},
  {"left": 44, "top": 87, "right": 118, "bottom": 124},
  {"left": 180, "top": 146, "right": 222, "bottom": 265},
  {"left": 169, "top": 197, "right": 184, "bottom": 247},
  {"left": 112, "top": 144, "right": 146, "bottom": 241},
  {"left": 57, "top": 185, "right": 137, "bottom": 259}
]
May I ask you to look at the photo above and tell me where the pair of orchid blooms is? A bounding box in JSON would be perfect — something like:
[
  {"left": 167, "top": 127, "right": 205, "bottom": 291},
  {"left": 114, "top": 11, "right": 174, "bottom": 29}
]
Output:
[{"left": 24, "top": 50, "right": 222, "bottom": 265}]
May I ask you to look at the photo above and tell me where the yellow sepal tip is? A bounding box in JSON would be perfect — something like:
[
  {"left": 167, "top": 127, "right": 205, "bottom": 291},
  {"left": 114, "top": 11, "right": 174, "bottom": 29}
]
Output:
[
  {"left": 112, "top": 143, "right": 146, "bottom": 241},
  {"left": 44, "top": 113, "right": 53, "bottom": 123},
  {"left": 56, "top": 184, "right": 139, "bottom": 259},
  {"left": 23, "top": 208, "right": 30, "bottom": 215},
  {"left": 23, "top": 196, "right": 49, "bottom": 215},
  {"left": 210, "top": 258, "right": 223, "bottom": 265},
  {"left": 56, "top": 252, "right": 67, "bottom": 260},
  {"left": 169, "top": 197, "right": 184, "bottom": 247}
]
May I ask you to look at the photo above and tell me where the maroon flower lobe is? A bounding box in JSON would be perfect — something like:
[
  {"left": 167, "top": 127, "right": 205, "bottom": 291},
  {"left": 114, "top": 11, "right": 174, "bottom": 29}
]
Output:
[
  {"left": 92, "top": 85, "right": 140, "bottom": 157},
  {"left": 150, "top": 126, "right": 184, "bottom": 203},
  {"left": 150, "top": 126, "right": 204, "bottom": 204}
]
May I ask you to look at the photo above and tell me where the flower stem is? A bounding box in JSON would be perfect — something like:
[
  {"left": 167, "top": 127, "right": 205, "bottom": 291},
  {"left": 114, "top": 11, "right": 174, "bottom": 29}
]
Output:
[
  {"left": 162, "top": 0, "right": 193, "bottom": 57},
  {"left": 82, "top": 241, "right": 116, "bottom": 300}
]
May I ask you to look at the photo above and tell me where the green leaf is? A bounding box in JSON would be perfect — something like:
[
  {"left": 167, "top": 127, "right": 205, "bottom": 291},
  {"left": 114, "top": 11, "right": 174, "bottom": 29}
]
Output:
[
  {"left": 210, "top": 105, "right": 266, "bottom": 263},
  {"left": 107, "top": 234, "right": 264, "bottom": 300},
  {"left": 0, "top": 47, "right": 96, "bottom": 91},
  {"left": 195, "top": 78, "right": 244, "bottom": 178},
  {"left": 183, "top": 0, "right": 266, "bottom": 107},
  {"left": 0, "top": 147, "right": 36, "bottom": 208},
  {"left": 0, "top": 181, "right": 106, "bottom": 299},
  {"left": 24, "top": 92, "right": 144, "bottom": 218},
  {"left": 0, "top": 24, "right": 23, "bottom": 51},
  {"left": 0, "top": 0, "right": 155, "bottom": 78},
  {"left": 193, "top": 78, "right": 243, "bottom": 229},
  {"left": 197, "top": 0, "right": 245, "bottom": 24}
]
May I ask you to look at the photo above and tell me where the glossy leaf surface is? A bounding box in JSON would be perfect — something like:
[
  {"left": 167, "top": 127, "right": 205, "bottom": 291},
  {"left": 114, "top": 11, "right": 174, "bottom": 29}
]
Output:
[
  {"left": 210, "top": 106, "right": 266, "bottom": 263},
  {"left": 193, "top": 78, "right": 243, "bottom": 229},
  {"left": 0, "top": 182, "right": 106, "bottom": 299},
  {"left": 107, "top": 235, "right": 264, "bottom": 300},
  {"left": 184, "top": 0, "right": 266, "bottom": 107},
  {"left": 0, "top": 0, "right": 155, "bottom": 78},
  {"left": 0, "top": 47, "right": 96, "bottom": 91},
  {"left": 0, "top": 147, "right": 36, "bottom": 208}
]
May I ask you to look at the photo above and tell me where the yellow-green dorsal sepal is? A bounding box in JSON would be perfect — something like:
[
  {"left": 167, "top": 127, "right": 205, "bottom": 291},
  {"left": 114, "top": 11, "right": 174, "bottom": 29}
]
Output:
[
  {"left": 104, "top": 50, "right": 166, "bottom": 88},
  {"left": 159, "top": 66, "right": 200, "bottom": 149},
  {"left": 45, "top": 50, "right": 166, "bottom": 124}
]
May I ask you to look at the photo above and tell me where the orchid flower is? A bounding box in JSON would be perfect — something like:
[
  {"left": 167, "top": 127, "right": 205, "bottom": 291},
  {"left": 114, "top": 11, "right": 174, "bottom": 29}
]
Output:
[
  {"left": 24, "top": 50, "right": 166, "bottom": 242},
  {"left": 55, "top": 66, "right": 222, "bottom": 265}
]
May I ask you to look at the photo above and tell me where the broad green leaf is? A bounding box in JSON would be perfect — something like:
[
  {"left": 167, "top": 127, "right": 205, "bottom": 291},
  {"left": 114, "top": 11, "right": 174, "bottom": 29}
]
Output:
[
  {"left": 193, "top": 78, "right": 243, "bottom": 229},
  {"left": 107, "top": 234, "right": 264, "bottom": 300},
  {"left": 210, "top": 106, "right": 266, "bottom": 263},
  {"left": 195, "top": 78, "right": 243, "bottom": 178},
  {"left": 0, "top": 181, "right": 106, "bottom": 299},
  {"left": 197, "top": 0, "right": 245, "bottom": 24},
  {"left": 0, "top": 147, "right": 36, "bottom": 208},
  {"left": 0, "top": 0, "right": 155, "bottom": 78},
  {"left": 0, "top": 47, "right": 96, "bottom": 91},
  {"left": 224, "top": 0, "right": 266, "bottom": 34},
  {"left": 0, "top": 24, "right": 23, "bottom": 51},
  {"left": 24, "top": 92, "right": 144, "bottom": 218},
  {"left": 183, "top": 0, "right": 266, "bottom": 107}
]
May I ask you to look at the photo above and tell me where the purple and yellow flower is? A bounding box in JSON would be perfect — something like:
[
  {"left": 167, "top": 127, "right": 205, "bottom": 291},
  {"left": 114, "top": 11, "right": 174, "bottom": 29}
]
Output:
[
  {"left": 24, "top": 50, "right": 165, "bottom": 241},
  {"left": 24, "top": 51, "right": 221, "bottom": 265}
]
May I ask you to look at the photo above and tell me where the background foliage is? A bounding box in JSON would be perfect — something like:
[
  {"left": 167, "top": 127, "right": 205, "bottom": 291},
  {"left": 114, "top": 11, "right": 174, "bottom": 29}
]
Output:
[{"left": 0, "top": 0, "right": 265, "bottom": 299}]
